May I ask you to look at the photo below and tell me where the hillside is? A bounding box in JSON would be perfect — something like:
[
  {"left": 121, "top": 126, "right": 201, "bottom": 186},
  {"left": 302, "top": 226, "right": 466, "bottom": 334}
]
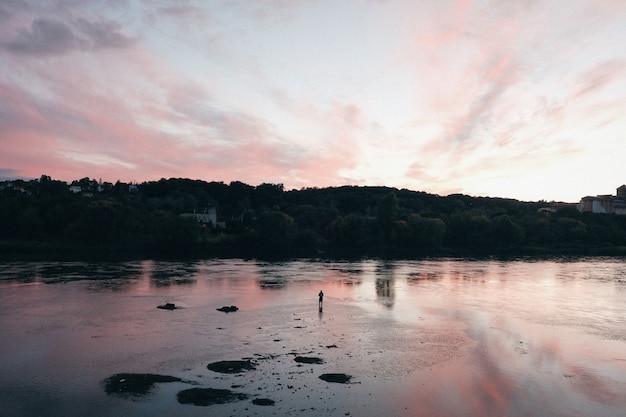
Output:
[{"left": 2, "top": 176, "right": 626, "bottom": 260}]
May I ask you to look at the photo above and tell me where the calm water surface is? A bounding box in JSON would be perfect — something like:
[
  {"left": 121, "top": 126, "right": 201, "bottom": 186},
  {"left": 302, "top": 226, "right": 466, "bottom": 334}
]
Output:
[{"left": 1, "top": 258, "right": 625, "bottom": 416}]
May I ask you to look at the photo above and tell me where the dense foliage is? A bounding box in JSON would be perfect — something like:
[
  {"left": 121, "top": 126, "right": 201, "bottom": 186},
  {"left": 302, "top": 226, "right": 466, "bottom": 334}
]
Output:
[{"left": 2, "top": 175, "right": 626, "bottom": 260}]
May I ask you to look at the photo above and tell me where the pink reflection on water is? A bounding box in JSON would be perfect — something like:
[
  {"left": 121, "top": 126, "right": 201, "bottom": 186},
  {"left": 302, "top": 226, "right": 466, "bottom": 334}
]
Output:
[
  {"left": 1, "top": 259, "right": 626, "bottom": 417},
  {"left": 386, "top": 260, "right": 626, "bottom": 417}
]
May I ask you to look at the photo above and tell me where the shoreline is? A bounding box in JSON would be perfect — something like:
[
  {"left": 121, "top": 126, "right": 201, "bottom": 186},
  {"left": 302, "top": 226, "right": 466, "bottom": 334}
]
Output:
[{"left": 2, "top": 238, "right": 625, "bottom": 262}]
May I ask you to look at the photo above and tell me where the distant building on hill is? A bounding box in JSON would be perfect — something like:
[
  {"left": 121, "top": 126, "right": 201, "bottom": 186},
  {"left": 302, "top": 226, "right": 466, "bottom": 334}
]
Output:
[
  {"left": 181, "top": 207, "right": 225, "bottom": 228},
  {"left": 577, "top": 185, "right": 626, "bottom": 215}
]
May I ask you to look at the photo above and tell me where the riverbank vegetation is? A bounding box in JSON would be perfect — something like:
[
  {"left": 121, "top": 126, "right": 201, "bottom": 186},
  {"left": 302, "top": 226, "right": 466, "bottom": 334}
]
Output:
[{"left": 1, "top": 176, "right": 626, "bottom": 260}]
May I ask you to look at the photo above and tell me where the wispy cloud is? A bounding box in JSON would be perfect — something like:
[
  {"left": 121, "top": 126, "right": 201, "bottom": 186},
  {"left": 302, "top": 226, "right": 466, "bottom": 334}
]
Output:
[{"left": 573, "top": 60, "right": 626, "bottom": 98}]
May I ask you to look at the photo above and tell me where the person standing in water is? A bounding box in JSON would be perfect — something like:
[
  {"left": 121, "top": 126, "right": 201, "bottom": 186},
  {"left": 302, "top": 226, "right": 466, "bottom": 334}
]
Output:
[{"left": 318, "top": 290, "right": 324, "bottom": 311}]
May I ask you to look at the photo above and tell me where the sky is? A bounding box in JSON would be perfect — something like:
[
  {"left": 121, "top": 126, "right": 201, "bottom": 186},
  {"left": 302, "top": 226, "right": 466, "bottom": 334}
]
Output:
[{"left": 1, "top": 0, "right": 625, "bottom": 202}]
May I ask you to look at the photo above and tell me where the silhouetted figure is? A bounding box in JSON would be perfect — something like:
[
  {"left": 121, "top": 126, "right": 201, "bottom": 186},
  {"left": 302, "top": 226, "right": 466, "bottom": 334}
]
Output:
[{"left": 318, "top": 290, "right": 324, "bottom": 311}]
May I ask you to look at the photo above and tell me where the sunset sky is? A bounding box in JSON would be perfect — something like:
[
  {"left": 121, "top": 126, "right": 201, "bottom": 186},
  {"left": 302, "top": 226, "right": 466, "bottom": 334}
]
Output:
[{"left": 1, "top": 0, "right": 625, "bottom": 202}]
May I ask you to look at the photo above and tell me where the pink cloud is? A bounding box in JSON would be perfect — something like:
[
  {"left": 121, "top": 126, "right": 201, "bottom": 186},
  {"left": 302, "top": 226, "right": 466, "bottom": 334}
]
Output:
[{"left": 573, "top": 60, "right": 626, "bottom": 98}]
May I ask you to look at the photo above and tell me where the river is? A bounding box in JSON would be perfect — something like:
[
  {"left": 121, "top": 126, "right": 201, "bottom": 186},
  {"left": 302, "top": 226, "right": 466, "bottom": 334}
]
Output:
[{"left": 1, "top": 258, "right": 625, "bottom": 416}]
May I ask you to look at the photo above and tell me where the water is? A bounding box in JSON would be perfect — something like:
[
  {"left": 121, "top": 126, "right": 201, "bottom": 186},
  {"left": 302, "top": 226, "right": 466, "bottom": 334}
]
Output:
[{"left": 1, "top": 258, "right": 625, "bottom": 416}]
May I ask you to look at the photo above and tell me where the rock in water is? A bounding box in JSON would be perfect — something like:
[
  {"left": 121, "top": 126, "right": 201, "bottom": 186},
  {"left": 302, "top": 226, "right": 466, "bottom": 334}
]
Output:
[
  {"left": 252, "top": 398, "right": 275, "bottom": 406},
  {"left": 216, "top": 305, "right": 238, "bottom": 312},
  {"left": 294, "top": 356, "right": 324, "bottom": 364},
  {"left": 319, "top": 373, "right": 352, "bottom": 383},
  {"left": 102, "top": 373, "right": 182, "bottom": 398},
  {"left": 177, "top": 388, "right": 249, "bottom": 406},
  {"left": 207, "top": 360, "right": 255, "bottom": 373}
]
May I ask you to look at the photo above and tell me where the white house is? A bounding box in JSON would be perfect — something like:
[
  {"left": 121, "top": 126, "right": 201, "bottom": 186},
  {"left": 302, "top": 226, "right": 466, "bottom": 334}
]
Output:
[
  {"left": 578, "top": 185, "right": 626, "bottom": 215},
  {"left": 180, "top": 207, "right": 218, "bottom": 227}
]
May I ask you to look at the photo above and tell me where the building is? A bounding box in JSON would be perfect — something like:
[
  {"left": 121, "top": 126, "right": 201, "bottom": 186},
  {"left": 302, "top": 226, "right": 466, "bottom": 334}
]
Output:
[
  {"left": 578, "top": 185, "right": 626, "bottom": 215},
  {"left": 180, "top": 207, "right": 219, "bottom": 227}
]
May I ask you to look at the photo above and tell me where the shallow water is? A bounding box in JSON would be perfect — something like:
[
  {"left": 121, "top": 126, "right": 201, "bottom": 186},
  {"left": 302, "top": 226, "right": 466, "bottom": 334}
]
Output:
[{"left": 1, "top": 258, "right": 625, "bottom": 416}]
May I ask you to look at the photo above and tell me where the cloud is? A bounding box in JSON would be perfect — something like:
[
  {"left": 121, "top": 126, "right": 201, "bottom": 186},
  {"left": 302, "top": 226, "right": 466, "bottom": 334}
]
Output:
[
  {"left": 154, "top": 4, "right": 212, "bottom": 24},
  {"left": 574, "top": 60, "right": 626, "bottom": 98},
  {"left": 2, "top": 16, "right": 135, "bottom": 56},
  {"left": 4, "top": 18, "right": 79, "bottom": 55},
  {"left": 0, "top": 168, "right": 24, "bottom": 181},
  {"left": 0, "top": 39, "right": 338, "bottom": 187},
  {"left": 74, "top": 18, "right": 136, "bottom": 49},
  {"left": 0, "top": 4, "right": 13, "bottom": 23},
  {"left": 445, "top": 51, "right": 518, "bottom": 144}
]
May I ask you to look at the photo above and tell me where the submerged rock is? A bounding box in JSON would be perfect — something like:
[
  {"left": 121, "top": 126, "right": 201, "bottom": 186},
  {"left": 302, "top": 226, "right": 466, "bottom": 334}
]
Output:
[
  {"left": 319, "top": 373, "right": 353, "bottom": 384},
  {"left": 177, "top": 388, "right": 249, "bottom": 406},
  {"left": 207, "top": 360, "right": 255, "bottom": 373},
  {"left": 102, "top": 373, "right": 182, "bottom": 398},
  {"left": 294, "top": 356, "right": 324, "bottom": 364},
  {"left": 216, "top": 305, "right": 238, "bottom": 312}
]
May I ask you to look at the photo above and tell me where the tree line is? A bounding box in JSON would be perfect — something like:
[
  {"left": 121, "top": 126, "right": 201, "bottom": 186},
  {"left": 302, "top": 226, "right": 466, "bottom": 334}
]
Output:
[{"left": 1, "top": 175, "right": 626, "bottom": 260}]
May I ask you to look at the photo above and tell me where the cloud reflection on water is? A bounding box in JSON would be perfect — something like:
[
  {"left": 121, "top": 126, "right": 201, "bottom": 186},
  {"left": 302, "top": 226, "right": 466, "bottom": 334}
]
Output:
[{"left": 1, "top": 258, "right": 625, "bottom": 416}]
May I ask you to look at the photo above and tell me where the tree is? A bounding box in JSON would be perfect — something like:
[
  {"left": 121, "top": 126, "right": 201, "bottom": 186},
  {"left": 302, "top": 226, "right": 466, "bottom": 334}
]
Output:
[
  {"left": 446, "top": 212, "right": 493, "bottom": 247},
  {"left": 0, "top": 196, "right": 21, "bottom": 238},
  {"left": 148, "top": 210, "right": 200, "bottom": 250},
  {"left": 403, "top": 214, "right": 446, "bottom": 250},
  {"left": 377, "top": 192, "right": 398, "bottom": 242},
  {"left": 549, "top": 218, "right": 588, "bottom": 244},
  {"left": 328, "top": 213, "right": 380, "bottom": 252},
  {"left": 490, "top": 215, "right": 524, "bottom": 246},
  {"left": 253, "top": 209, "right": 295, "bottom": 255},
  {"left": 254, "top": 183, "right": 284, "bottom": 209},
  {"left": 65, "top": 200, "right": 139, "bottom": 245}
]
